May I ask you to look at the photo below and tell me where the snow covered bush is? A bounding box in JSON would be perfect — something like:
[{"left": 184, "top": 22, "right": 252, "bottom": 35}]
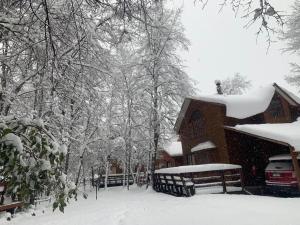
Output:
[{"left": 0, "top": 116, "right": 76, "bottom": 212}]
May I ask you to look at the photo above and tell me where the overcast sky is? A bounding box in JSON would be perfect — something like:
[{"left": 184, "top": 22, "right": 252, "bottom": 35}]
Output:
[{"left": 170, "top": 0, "right": 299, "bottom": 94}]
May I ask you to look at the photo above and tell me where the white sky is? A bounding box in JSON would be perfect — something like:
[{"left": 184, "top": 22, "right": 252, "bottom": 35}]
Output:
[{"left": 171, "top": 0, "right": 299, "bottom": 94}]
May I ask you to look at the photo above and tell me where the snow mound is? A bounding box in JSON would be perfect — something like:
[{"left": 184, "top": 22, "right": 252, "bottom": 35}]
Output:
[
  {"left": 192, "top": 85, "right": 275, "bottom": 119},
  {"left": 233, "top": 119, "right": 300, "bottom": 150},
  {"left": 155, "top": 163, "right": 241, "bottom": 174},
  {"left": 1, "top": 133, "right": 23, "bottom": 152}
]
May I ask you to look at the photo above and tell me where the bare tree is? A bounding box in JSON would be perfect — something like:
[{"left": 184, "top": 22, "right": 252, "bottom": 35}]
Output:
[
  {"left": 283, "top": 1, "right": 300, "bottom": 90},
  {"left": 198, "top": 0, "right": 284, "bottom": 47},
  {"left": 221, "top": 73, "right": 252, "bottom": 95}
]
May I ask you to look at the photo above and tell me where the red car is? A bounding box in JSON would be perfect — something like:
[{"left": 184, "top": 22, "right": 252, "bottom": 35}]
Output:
[{"left": 265, "top": 154, "right": 300, "bottom": 195}]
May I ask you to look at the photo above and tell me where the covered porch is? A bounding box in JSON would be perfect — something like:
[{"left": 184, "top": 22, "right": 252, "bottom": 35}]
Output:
[{"left": 224, "top": 121, "right": 300, "bottom": 189}]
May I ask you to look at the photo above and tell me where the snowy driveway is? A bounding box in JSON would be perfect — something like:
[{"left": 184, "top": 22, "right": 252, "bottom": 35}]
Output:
[{"left": 2, "top": 186, "right": 300, "bottom": 225}]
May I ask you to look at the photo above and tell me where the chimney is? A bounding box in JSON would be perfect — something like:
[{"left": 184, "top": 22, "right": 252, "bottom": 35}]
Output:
[{"left": 215, "top": 80, "right": 223, "bottom": 95}]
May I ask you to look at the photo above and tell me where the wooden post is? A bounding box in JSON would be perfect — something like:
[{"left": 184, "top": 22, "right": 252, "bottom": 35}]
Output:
[
  {"left": 91, "top": 167, "right": 94, "bottom": 187},
  {"left": 239, "top": 168, "right": 245, "bottom": 192},
  {"left": 290, "top": 147, "right": 300, "bottom": 191},
  {"left": 221, "top": 171, "right": 227, "bottom": 193}
]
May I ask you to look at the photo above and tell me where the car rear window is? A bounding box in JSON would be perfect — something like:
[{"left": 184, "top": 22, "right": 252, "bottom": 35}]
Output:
[{"left": 266, "top": 160, "right": 293, "bottom": 171}]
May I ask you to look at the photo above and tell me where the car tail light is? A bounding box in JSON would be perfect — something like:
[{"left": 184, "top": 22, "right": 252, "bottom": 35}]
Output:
[
  {"left": 282, "top": 171, "right": 294, "bottom": 178},
  {"left": 265, "top": 171, "right": 272, "bottom": 179}
]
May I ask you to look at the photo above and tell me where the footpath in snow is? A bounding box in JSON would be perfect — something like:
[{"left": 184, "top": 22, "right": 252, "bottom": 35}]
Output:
[{"left": 1, "top": 186, "right": 300, "bottom": 225}]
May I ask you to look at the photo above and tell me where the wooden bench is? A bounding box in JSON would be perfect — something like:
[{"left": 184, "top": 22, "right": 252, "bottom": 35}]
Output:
[
  {"left": 0, "top": 182, "right": 23, "bottom": 219},
  {"left": 154, "top": 173, "right": 195, "bottom": 197},
  {"left": 0, "top": 201, "right": 23, "bottom": 214}
]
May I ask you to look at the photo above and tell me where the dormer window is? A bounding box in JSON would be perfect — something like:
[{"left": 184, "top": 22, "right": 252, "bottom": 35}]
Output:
[
  {"left": 189, "top": 110, "right": 205, "bottom": 137},
  {"left": 269, "top": 95, "right": 284, "bottom": 118}
]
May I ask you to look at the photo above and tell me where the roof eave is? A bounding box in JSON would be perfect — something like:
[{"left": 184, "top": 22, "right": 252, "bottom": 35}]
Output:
[
  {"left": 273, "top": 83, "right": 299, "bottom": 106},
  {"left": 224, "top": 125, "right": 292, "bottom": 148}
]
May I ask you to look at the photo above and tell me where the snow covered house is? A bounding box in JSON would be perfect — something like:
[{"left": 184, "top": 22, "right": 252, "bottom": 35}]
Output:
[
  {"left": 156, "top": 140, "right": 184, "bottom": 169},
  {"left": 174, "top": 83, "right": 300, "bottom": 186}
]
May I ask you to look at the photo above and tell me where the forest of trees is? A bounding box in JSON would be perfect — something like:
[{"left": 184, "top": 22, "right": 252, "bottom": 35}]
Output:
[
  {"left": 1, "top": 0, "right": 299, "bottom": 213},
  {"left": 0, "top": 0, "right": 194, "bottom": 211}
]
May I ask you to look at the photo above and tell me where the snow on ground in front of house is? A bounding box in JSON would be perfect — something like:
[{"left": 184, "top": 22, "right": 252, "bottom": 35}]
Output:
[{"left": 2, "top": 186, "right": 300, "bottom": 225}]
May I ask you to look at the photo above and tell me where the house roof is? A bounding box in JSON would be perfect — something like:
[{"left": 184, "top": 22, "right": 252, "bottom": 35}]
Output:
[
  {"left": 164, "top": 140, "right": 183, "bottom": 157},
  {"left": 175, "top": 83, "right": 300, "bottom": 133},
  {"left": 191, "top": 141, "right": 216, "bottom": 153},
  {"left": 268, "top": 154, "right": 300, "bottom": 161},
  {"left": 226, "top": 119, "right": 300, "bottom": 151}
]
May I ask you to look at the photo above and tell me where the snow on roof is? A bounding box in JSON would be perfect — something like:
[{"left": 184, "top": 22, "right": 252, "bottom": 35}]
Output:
[
  {"left": 164, "top": 140, "right": 183, "bottom": 157},
  {"left": 192, "top": 85, "right": 275, "bottom": 119},
  {"left": 233, "top": 119, "right": 300, "bottom": 151},
  {"left": 155, "top": 163, "right": 241, "bottom": 174},
  {"left": 281, "top": 87, "right": 300, "bottom": 105},
  {"left": 191, "top": 141, "right": 216, "bottom": 153},
  {"left": 268, "top": 154, "right": 300, "bottom": 161}
]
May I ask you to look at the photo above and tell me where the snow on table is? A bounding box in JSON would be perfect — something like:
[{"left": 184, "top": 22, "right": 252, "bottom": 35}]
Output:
[
  {"left": 233, "top": 119, "right": 300, "bottom": 150},
  {"left": 155, "top": 163, "right": 241, "bottom": 174},
  {"left": 3, "top": 186, "right": 300, "bottom": 225}
]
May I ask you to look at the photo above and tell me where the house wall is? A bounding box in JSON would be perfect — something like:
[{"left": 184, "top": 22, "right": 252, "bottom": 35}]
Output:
[
  {"left": 173, "top": 156, "right": 184, "bottom": 166},
  {"left": 263, "top": 92, "right": 293, "bottom": 123},
  {"left": 156, "top": 151, "right": 176, "bottom": 169},
  {"left": 192, "top": 149, "right": 218, "bottom": 164},
  {"left": 178, "top": 100, "right": 229, "bottom": 165}
]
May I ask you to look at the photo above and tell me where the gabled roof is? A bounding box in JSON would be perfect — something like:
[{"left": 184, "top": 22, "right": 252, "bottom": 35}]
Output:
[{"left": 175, "top": 83, "right": 300, "bottom": 133}]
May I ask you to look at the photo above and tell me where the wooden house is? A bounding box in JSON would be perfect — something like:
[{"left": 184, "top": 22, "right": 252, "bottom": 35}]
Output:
[
  {"left": 156, "top": 140, "right": 184, "bottom": 169},
  {"left": 174, "top": 83, "right": 300, "bottom": 186}
]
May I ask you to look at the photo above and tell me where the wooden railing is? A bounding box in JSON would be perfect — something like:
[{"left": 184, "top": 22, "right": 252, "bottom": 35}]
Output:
[
  {"left": 92, "top": 174, "right": 135, "bottom": 188},
  {"left": 153, "top": 173, "right": 195, "bottom": 197},
  {"left": 186, "top": 169, "right": 244, "bottom": 194},
  {"left": 154, "top": 165, "right": 244, "bottom": 196}
]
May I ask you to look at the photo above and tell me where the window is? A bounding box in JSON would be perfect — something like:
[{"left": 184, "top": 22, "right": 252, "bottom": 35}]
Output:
[
  {"left": 187, "top": 154, "right": 195, "bottom": 165},
  {"left": 269, "top": 95, "right": 284, "bottom": 118},
  {"left": 189, "top": 110, "right": 205, "bottom": 137}
]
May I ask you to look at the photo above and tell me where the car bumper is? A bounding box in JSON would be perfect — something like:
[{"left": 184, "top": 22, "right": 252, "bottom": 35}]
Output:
[{"left": 265, "top": 184, "right": 300, "bottom": 196}]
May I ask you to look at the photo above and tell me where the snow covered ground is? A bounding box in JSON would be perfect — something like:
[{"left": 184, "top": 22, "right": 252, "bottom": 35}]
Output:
[{"left": 2, "top": 186, "right": 300, "bottom": 225}]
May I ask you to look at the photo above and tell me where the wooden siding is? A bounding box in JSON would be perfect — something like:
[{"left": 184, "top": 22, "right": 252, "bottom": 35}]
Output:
[
  {"left": 176, "top": 87, "right": 300, "bottom": 177},
  {"left": 263, "top": 92, "right": 293, "bottom": 123},
  {"left": 178, "top": 99, "right": 229, "bottom": 164}
]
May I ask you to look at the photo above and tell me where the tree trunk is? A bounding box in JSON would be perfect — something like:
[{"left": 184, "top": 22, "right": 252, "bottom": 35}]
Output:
[
  {"left": 104, "top": 159, "right": 110, "bottom": 190},
  {"left": 151, "top": 74, "right": 159, "bottom": 188}
]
